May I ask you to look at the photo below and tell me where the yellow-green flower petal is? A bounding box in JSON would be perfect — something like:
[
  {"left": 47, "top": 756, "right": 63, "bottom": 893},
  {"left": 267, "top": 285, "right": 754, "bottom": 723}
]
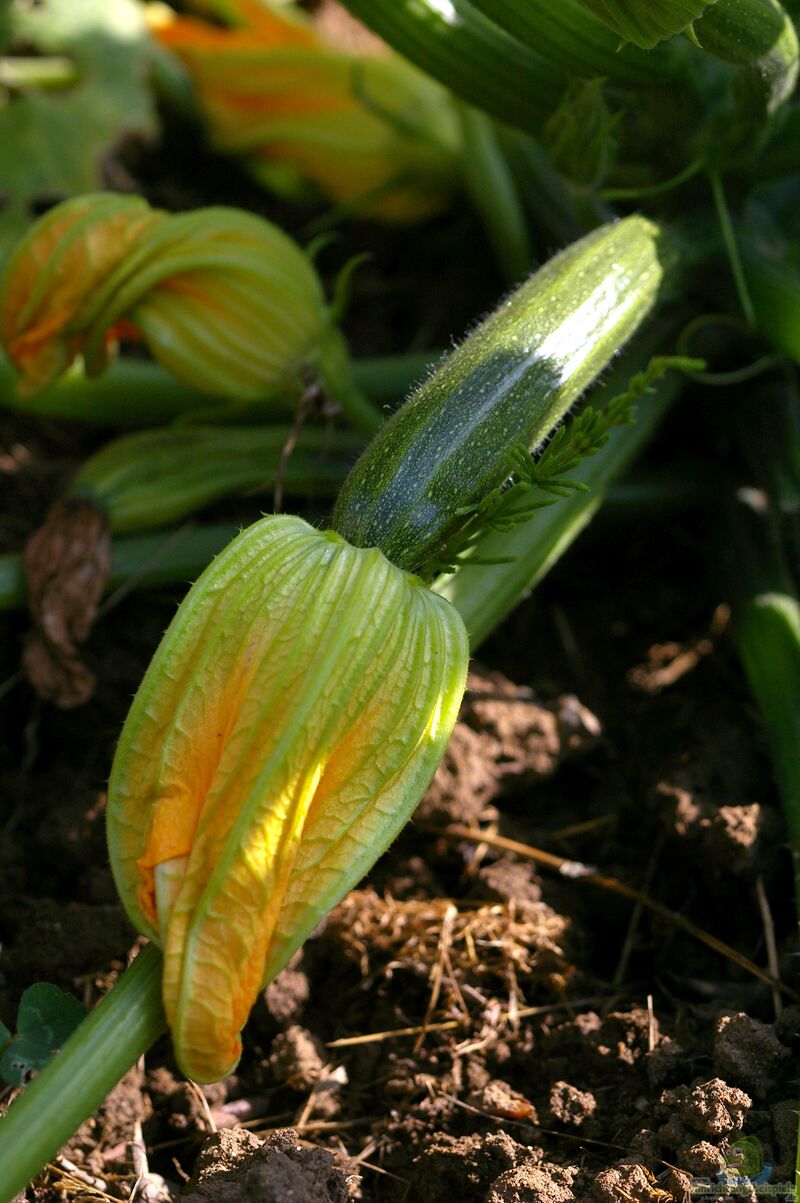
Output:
[
  {"left": 151, "top": 4, "right": 460, "bottom": 223},
  {"left": 107, "top": 515, "right": 468, "bottom": 1082}
]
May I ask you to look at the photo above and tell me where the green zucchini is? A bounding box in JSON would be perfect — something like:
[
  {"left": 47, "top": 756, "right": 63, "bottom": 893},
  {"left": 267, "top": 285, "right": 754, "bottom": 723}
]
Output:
[
  {"left": 694, "top": 0, "right": 799, "bottom": 114},
  {"left": 332, "top": 216, "right": 671, "bottom": 577}
]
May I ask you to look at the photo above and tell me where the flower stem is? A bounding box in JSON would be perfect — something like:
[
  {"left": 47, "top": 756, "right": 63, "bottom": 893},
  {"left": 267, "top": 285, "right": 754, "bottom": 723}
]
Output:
[
  {"left": 0, "top": 943, "right": 165, "bottom": 1203},
  {"left": 0, "top": 524, "right": 236, "bottom": 611},
  {"left": 0, "top": 351, "right": 437, "bottom": 427},
  {"left": 708, "top": 170, "right": 756, "bottom": 329}
]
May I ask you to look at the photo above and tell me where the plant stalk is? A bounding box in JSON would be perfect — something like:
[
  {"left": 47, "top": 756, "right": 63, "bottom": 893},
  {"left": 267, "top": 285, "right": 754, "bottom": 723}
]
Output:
[
  {"left": 0, "top": 943, "right": 166, "bottom": 1203},
  {"left": 0, "top": 524, "right": 236, "bottom": 611},
  {"left": 0, "top": 351, "right": 437, "bottom": 426}
]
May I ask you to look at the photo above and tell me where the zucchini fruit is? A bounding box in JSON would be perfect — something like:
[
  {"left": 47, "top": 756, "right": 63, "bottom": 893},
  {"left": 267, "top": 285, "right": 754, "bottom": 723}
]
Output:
[
  {"left": 333, "top": 215, "right": 671, "bottom": 578},
  {"left": 694, "top": 0, "right": 799, "bottom": 114}
]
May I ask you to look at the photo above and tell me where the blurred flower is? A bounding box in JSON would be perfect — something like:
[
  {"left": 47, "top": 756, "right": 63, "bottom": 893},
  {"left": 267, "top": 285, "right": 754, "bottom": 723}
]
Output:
[
  {"left": 150, "top": 0, "right": 460, "bottom": 223},
  {"left": 107, "top": 514, "right": 468, "bottom": 1081},
  {"left": 0, "top": 191, "right": 350, "bottom": 404}
]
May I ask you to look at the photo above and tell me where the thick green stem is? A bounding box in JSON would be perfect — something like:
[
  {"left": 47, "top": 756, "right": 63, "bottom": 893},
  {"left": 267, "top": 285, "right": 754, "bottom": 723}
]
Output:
[
  {"left": 74, "top": 425, "right": 366, "bottom": 534},
  {"left": 457, "top": 105, "right": 533, "bottom": 282},
  {"left": 337, "top": 0, "right": 563, "bottom": 130},
  {"left": 0, "top": 943, "right": 166, "bottom": 1203},
  {"left": 0, "top": 351, "right": 436, "bottom": 426},
  {"left": 0, "top": 524, "right": 236, "bottom": 610},
  {"left": 467, "top": 0, "right": 684, "bottom": 84}
]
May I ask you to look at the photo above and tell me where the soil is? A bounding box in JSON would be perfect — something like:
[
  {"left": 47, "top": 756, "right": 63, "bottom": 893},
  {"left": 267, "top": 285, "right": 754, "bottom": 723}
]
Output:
[{"left": 1, "top": 55, "right": 798, "bottom": 1203}]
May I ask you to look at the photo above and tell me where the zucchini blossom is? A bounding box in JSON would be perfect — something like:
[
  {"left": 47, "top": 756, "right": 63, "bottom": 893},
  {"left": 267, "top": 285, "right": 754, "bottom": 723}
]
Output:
[
  {"left": 106, "top": 515, "right": 468, "bottom": 1081},
  {"left": 150, "top": 0, "right": 460, "bottom": 223},
  {"left": 0, "top": 192, "right": 350, "bottom": 403}
]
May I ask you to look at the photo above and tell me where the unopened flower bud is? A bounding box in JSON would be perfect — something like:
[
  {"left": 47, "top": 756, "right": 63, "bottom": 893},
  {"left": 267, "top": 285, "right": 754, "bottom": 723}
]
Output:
[
  {"left": 107, "top": 515, "right": 468, "bottom": 1081},
  {"left": 0, "top": 193, "right": 344, "bottom": 404}
]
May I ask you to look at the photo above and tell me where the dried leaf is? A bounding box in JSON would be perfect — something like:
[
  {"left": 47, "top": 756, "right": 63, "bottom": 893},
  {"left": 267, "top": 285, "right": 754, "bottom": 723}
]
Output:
[{"left": 22, "top": 497, "right": 112, "bottom": 708}]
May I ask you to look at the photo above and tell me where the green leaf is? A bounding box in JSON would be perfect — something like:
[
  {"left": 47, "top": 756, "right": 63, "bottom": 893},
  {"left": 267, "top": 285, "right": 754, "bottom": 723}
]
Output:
[
  {"left": 576, "top": 0, "right": 716, "bottom": 47},
  {"left": 0, "top": 984, "right": 85, "bottom": 1086},
  {"left": 0, "top": 1019, "right": 11, "bottom": 1051},
  {"left": 0, "top": 0, "right": 157, "bottom": 253}
]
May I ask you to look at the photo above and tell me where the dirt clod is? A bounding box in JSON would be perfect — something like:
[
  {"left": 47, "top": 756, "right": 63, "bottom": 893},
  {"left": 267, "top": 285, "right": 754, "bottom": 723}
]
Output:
[
  {"left": 485, "top": 1161, "right": 577, "bottom": 1203},
  {"left": 468, "top": 1079, "right": 538, "bottom": 1122},
  {"left": 410, "top": 1132, "right": 534, "bottom": 1202},
  {"left": 181, "top": 1127, "right": 355, "bottom": 1202},
  {"left": 591, "top": 1163, "right": 667, "bottom": 1203},
  {"left": 664, "top": 1168, "right": 692, "bottom": 1203},
  {"left": 269, "top": 1026, "right": 326, "bottom": 1090},
  {"left": 548, "top": 1080, "right": 596, "bottom": 1127},
  {"left": 262, "top": 961, "right": 311, "bottom": 1029},
  {"left": 475, "top": 858, "right": 542, "bottom": 905},
  {"left": 660, "top": 1078, "right": 751, "bottom": 1138},
  {"left": 676, "top": 1139, "right": 724, "bottom": 1176},
  {"left": 713, "top": 1012, "right": 789, "bottom": 1099}
]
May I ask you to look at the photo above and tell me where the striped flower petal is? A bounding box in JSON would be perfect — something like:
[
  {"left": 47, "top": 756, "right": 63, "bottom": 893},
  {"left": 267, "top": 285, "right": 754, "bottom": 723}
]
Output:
[{"left": 107, "top": 515, "right": 468, "bottom": 1081}]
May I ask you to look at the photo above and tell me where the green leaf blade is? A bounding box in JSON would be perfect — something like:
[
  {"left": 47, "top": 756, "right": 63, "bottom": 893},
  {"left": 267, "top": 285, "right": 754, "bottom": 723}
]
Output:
[{"left": 0, "top": 984, "right": 85, "bottom": 1086}]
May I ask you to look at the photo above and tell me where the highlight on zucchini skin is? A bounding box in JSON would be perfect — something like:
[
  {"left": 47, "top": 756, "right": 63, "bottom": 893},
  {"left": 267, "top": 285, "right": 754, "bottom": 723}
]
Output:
[
  {"left": 0, "top": 192, "right": 352, "bottom": 410},
  {"left": 332, "top": 215, "right": 670, "bottom": 578},
  {"left": 106, "top": 514, "right": 468, "bottom": 1082}
]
